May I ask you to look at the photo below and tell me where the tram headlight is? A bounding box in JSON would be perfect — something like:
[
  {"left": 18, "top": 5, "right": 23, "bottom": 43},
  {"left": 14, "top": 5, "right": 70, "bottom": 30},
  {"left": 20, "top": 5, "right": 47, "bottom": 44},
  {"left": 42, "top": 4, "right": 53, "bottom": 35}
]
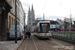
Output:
[
  {"left": 41, "top": 34, "right": 43, "bottom": 35},
  {"left": 48, "top": 31, "right": 51, "bottom": 33},
  {"left": 48, "top": 34, "right": 50, "bottom": 35}
]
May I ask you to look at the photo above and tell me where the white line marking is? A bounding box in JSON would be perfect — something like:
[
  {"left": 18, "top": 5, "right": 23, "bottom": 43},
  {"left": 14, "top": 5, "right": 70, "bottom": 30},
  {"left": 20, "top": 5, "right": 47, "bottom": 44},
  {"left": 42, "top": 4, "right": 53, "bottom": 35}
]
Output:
[
  {"left": 44, "top": 41, "right": 59, "bottom": 50},
  {"left": 56, "top": 49, "right": 59, "bottom": 50},
  {"left": 52, "top": 41, "right": 64, "bottom": 46},
  {"left": 32, "top": 36, "right": 38, "bottom": 50}
]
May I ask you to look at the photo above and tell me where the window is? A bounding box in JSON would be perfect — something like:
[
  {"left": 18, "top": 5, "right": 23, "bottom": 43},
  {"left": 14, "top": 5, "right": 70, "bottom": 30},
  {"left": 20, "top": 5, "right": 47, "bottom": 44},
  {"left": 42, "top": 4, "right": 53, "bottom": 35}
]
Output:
[
  {"left": 13, "top": 19, "right": 15, "bottom": 24},
  {"left": 14, "top": 19, "right": 15, "bottom": 24},
  {"left": 40, "top": 23, "right": 50, "bottom": 33},
  {"left": 12, "top": 18, "right": 13, "bottom": 25},
  {"left": 9, "top": 16, "right": 11, "bottom": 28},
  {"left": 33, "top": 23, "right": 35, "bottom": 25}
]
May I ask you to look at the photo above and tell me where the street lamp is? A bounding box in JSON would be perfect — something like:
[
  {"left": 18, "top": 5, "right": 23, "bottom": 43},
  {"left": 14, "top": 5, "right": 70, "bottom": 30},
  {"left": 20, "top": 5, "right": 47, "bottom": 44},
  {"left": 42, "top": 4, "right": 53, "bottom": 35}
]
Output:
[{"left": 15, "top": 0, "right": 17, "bottom": 43}]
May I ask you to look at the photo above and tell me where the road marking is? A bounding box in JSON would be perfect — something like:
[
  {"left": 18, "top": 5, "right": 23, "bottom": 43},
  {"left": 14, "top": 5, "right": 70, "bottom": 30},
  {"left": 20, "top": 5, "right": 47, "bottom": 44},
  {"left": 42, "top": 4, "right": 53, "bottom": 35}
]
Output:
[
  {"left": 52, "top": 41, "right": 64, "bottom": 46},
  {"left": 44, "top": 40, "right": 59, "bottom": 50},
  {"left": 32, "top": 36, "right": 38, "bottom": 50},
  {"left": 24, "top": 39, "right": 28, "bottom": 50},
  {"left": 52, "top": 41, "right": 74, "bottom": 50}
]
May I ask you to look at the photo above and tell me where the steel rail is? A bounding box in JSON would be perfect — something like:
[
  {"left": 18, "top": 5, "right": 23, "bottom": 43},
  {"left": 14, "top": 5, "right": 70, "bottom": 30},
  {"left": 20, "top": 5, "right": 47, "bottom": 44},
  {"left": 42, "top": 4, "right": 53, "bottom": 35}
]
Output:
[
  {"left": 32, "top": 36, "right": 38, "bottom": 50},
  {"left": 24, "top": 39, "right": 28, "bottom": 50}
]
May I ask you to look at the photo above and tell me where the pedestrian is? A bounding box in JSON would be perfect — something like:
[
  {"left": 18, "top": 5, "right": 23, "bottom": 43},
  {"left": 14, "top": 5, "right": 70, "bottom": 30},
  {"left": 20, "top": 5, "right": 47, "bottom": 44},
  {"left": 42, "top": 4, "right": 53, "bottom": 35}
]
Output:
[
  {"left": 25, "top": 30, "right": 28, "bottom": 35},
  {"left": 25, "top": 30, "right": 28, "bottom": 39},
  {"left": 27, "top": 31, "right": 31, "bottom": 39}
]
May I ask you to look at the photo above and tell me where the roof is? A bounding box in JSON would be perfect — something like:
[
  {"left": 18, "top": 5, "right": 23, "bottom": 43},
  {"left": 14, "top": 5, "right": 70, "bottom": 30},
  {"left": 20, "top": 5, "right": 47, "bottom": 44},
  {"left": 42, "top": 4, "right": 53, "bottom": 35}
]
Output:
[
  {"left": 38, "top": 21, "right": 50, "bottom": 23},
  {"left": 50, "top": 21, "right": 58, "bottom": 24}
]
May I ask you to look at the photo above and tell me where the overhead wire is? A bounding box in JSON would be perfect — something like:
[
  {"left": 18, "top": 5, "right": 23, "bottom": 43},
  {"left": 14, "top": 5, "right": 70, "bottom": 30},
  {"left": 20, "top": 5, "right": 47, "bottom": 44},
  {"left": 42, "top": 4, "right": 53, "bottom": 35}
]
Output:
[
  {"left": 26, "top": 0, "right": 29, "bottom": 11},
  {"left": 39, "top": 0, "right": 48, "bottom": 15}
]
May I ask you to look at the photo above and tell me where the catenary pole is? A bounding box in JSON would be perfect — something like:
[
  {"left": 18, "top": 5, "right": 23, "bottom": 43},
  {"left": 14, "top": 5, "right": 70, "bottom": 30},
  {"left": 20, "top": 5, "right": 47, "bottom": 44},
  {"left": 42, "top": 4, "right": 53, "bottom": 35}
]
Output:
[{"left": 15, "top": 0, "right": 17, "bottom": 43}]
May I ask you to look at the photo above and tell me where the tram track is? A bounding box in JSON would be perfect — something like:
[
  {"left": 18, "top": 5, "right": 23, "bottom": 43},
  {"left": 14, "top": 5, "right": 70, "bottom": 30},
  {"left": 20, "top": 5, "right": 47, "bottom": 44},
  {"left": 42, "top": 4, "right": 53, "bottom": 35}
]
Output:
[
  {"left": 24, "top": 36, "right": 38, "bottom": 50},
  {"left": 18, "top": 36, "right": 38, "bottom": 50},
  {"left": 18, "top": 40, "right": 26, "bottom": 50},
  {"left": 32, "top": 36, "right": 38, "bottom": 50},
  {"left": 42, "top": 39, "right": 59, "bottom": 50},
  {"left": 24, "top": 39, "right": 28, "bottom": 50},
  {"left": 18, "top": 37, "right": 61, "bottom": 50},
  {"left": 33, "top": 35, "right": 57, "bottom": 50},
  {"left": 43, "top": 38, "right": 74, "bottom": 50},
  {"left": 18, "top": 35, "right": 74, "bottom": 50}
]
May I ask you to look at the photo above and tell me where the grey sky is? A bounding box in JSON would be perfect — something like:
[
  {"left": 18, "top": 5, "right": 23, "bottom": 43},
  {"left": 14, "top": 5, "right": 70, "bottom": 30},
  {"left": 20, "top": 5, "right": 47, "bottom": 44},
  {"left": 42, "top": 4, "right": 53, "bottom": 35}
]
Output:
[{"left": 20, "top": 0, "right": 75, "bottom": 24}]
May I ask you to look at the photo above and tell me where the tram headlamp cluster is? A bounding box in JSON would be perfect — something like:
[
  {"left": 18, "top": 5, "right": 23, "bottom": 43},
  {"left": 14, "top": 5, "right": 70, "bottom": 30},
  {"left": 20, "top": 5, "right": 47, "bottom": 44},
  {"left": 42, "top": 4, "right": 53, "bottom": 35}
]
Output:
[
  {"left": 41, "top": 34, "right": 43, "bottom": 35},
  {"left": 48, "top": 34, "right": 50, "bottom": 35}
]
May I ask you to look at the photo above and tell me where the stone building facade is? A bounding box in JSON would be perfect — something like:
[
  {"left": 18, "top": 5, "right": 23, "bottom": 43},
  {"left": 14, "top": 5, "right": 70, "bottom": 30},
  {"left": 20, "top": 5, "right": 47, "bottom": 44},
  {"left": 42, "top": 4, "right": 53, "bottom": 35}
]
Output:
[
  {"left": 19, "top": 2, "right": 25, "bottom": 31},
  {"left": 0, "top": 0, "right": 12, "bottom": 40},
  {"left": 0, "top": 8, "right": 1, "bottom": 37},
  {"left": 0, "top": 0, "right": 25, "bottom": 40},
  {"left": 7, "top": 0, "right": 25, "bottom": 40},
  {"left": 7, "top": 0, "right": 20, "bottom": 32},
  {"left": 27, "top": 5, "right": 35, "bottom": 32}
]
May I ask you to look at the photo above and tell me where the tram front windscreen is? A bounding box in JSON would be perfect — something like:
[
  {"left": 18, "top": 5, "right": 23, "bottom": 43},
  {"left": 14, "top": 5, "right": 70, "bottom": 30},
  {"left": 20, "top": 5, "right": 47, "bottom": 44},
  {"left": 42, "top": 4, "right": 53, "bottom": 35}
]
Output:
[{"left": 40, "top": 23, "right": 50, "bottom": 33}]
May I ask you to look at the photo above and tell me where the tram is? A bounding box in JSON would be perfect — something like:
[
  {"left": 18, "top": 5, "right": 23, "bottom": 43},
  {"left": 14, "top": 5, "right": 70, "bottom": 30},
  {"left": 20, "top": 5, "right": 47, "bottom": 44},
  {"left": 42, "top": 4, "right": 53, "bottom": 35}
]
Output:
[{"left": 35, "top": 21, "right": 52, "bottom": 38}]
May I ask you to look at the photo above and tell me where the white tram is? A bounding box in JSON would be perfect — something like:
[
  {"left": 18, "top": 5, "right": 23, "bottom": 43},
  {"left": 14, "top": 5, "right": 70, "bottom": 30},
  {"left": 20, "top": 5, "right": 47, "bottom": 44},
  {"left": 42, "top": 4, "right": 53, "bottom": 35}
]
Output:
[{"left": 35, "top": 21, "right": 52, "bottom": 38}]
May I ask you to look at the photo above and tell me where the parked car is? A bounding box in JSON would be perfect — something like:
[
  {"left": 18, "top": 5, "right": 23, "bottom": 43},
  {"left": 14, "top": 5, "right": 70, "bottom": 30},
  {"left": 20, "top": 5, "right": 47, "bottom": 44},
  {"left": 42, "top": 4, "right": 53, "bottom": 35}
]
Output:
[{"left": 9, "top": 25, "right": 23, "bottom": 39}]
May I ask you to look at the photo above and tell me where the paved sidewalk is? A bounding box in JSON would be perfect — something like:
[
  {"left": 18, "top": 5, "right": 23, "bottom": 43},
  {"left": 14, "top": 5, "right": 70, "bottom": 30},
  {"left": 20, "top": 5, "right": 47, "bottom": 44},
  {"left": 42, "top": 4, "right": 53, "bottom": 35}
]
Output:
[{"left": 0, "top": 40, "right": 23, "bottom": 50}]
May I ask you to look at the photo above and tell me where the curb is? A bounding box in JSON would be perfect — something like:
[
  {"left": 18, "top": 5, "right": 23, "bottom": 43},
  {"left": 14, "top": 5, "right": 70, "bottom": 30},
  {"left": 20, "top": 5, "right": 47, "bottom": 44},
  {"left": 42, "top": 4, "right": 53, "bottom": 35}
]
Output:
[{"left": 15, "top": 39, "right": 24, "bottom": 50}]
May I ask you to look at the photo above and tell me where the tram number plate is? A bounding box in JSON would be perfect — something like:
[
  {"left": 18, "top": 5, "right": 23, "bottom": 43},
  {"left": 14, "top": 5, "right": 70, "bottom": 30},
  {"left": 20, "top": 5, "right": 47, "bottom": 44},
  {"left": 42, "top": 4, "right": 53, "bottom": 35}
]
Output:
[{"left": 45, "top": 33, "right": 47, "bottom": 36}]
